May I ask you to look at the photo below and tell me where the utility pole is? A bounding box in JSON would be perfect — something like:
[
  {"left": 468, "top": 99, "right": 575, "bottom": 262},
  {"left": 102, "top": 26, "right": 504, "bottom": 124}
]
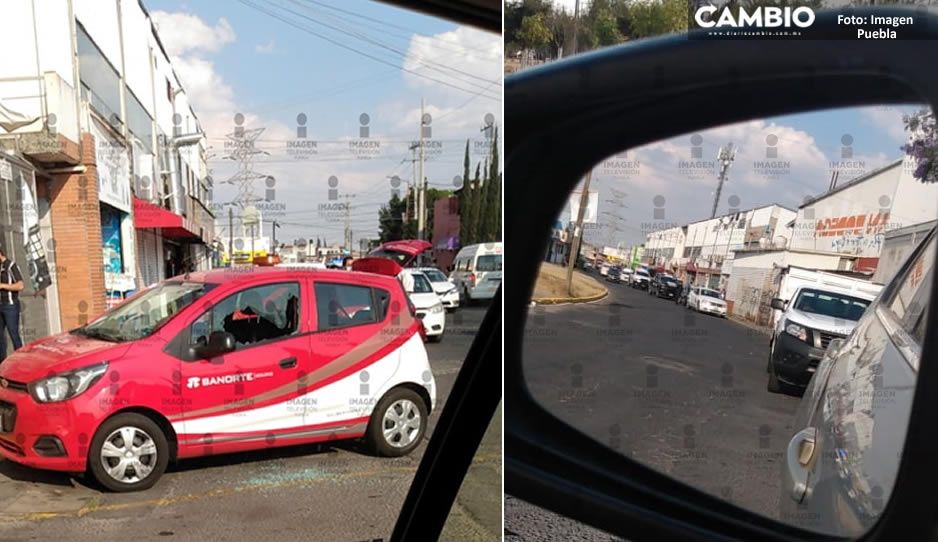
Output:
[
  {"left": 228, "top": 207, "right": 233, "bottom": 267},
  {"left": 271, "top": 220, "right": 280, "bottom": 254},
  {"left": 711, "top": 142, "right": 736, "bottom": 219},
  {"left": 565, "top": 168, "right": 593, "bottom": 296},
  {"left": 418, "top": 99, "right": 426, "bottom": 240},
  {"left": 339, "top": 193, "right": 356, "bottom": 251},
  {"left": 573, "top": 0, "right": 581, "bottom": 55}
]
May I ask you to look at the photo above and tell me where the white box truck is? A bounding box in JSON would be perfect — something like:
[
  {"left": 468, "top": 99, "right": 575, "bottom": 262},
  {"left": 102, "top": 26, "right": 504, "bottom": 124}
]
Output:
[{"left": 767, "top": 266, "right": 884, "bottom": 395}]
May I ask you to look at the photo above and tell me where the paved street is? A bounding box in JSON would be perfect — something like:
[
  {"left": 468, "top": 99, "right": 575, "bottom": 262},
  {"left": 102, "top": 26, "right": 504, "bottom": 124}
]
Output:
[
  {"left": 0, "top": 307, "right": 498, "bottom": 542},
  {"left": 507, "top": 278, "right": 801, "bottom": 540}
]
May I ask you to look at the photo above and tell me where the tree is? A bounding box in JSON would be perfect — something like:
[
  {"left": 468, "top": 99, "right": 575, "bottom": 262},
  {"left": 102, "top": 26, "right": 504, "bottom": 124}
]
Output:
[
  {"left": 518, "top": 13, "right": 552, "bottom": 54},
  {"left": 482, "top": 128, "right": 501, "bottom": 241},
  {"left": 378, "top": 193, "right": 407, "bottom": 242},
  {"left": 902, "top": 109, "right": 937, "bottom": 184},
  {"left": 468, "top": 163, "right": 483, "bottom": 245},
  {"left": 626, "top": 0, "right": 687, "bottom": 39},
  {"left": 459, "top": 140, "right": 473, "bottom": 247},
  {"left": 592, "top": 6, "right": 625, "bottom": 46}
]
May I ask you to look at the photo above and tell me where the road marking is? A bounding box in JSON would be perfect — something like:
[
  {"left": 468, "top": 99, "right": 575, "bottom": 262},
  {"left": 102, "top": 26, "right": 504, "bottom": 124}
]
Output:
[{"left": 0, "top": 453, "right": 501, "bottom": 525}]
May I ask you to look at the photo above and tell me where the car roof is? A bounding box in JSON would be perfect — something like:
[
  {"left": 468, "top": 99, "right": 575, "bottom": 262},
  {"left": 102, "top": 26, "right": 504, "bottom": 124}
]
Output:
[{"left": 169, "top": 267, "right": 398, "bottom": 287}]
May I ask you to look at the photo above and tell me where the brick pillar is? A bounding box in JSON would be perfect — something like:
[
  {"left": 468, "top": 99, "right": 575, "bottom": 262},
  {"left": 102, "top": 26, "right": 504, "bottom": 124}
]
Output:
[{"left": 48, "top": 132, "right": 106, "bottom": 329}]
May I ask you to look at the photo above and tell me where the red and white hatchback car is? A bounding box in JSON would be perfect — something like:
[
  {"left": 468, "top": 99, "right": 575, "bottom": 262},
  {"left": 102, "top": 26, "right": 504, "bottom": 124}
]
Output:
[{"left": 0, "top": 267, "right": 435, "bottom": 491}]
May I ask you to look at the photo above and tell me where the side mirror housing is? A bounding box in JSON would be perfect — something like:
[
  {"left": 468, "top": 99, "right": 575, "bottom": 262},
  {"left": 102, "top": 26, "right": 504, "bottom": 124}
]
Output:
[
  {"left": 771, "top": 298, "right": 786, "bottom": 310},
  {"left": 188, "top": 331, "right": 236, "bottom": 359}
]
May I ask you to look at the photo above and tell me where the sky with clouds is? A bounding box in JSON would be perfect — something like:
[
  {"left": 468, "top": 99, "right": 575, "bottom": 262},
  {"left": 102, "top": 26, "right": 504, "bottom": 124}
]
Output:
[
  {"left": 580, "top": 103, "right": 926, "bottom": 248},
  {"left": 147, "top": 0, "right": 502, "bottom": 248}
]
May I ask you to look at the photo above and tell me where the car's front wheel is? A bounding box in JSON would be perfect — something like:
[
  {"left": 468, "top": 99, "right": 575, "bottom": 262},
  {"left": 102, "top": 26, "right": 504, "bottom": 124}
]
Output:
[
  {"left": 367, "top": 387, "right": 428, "bottom": 457},
  {"left": 88, "top": 413, "right": 170, "bottom": 492}
]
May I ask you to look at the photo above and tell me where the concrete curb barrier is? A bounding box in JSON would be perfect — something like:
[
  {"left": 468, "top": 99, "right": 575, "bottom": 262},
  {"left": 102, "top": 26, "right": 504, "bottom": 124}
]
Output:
[{"left": 532, "top": 287, "right": 608, "bottom": 305}]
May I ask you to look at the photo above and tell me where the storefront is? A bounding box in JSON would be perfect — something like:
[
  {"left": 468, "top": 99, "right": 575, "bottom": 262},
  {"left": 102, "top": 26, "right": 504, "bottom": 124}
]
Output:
[
  {"left": 91, "top": 117, "right": 138, "bottom": 307},
  {"left": 133, "top": 197, "right": 208, "bottom": 281},
  {"left": 0, "top": 153, "right": 58, "bottom": 347}
]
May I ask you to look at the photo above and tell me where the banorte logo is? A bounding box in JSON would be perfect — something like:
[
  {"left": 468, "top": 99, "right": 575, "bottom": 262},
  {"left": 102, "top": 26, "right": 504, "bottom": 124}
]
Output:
[{"left": 695, "top": 5, "right": 815, "bottom": 29}]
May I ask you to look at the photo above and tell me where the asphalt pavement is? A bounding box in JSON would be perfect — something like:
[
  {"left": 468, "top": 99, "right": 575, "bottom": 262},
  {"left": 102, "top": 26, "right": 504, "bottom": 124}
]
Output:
[
  {"left": 506, "top": 277, "right": 801, "bottom": 541},
  {"left": 0, "top": 306, "right": 498, "bottom": 542}
]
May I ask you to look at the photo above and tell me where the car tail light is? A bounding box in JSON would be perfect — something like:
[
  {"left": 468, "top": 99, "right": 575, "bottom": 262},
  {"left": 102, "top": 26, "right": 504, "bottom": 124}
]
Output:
[{"left": 469, "top": 273, "right": 476, "bottom": 287}]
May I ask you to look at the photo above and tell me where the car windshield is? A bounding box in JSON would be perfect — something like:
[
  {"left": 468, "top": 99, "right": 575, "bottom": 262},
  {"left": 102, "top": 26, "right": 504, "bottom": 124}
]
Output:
[
  {"left": 637, "top": 270, "right": 649, "bottom": 277},
  {"left": 476, "top": 254, "right": 502, "bottom": 271},
  {"left": 700, "top": 289, "right": 722, "bottom": 299},
  {"left": 793, "top": 289, "right": 870, "bottom": 321},
  {"left": 77, "top": 282, "right": 213, "bottom": 342},
  {"left": 411, "top": 273, "right": 435, "bottom": 294},
  {"left": 423, "top": 269, "right": 448, "bottom": 282}
]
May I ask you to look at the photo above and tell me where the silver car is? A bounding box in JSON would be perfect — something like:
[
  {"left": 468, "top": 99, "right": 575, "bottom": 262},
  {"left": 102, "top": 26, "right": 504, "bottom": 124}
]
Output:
[{"left": 781, "top": 227, "right": 934, "bottom": 536}]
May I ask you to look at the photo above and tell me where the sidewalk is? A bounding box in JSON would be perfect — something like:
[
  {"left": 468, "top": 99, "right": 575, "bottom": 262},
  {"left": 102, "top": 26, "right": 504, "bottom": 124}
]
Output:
[{"left": 531, "top": 263, "right": 608, "bottom": 305}]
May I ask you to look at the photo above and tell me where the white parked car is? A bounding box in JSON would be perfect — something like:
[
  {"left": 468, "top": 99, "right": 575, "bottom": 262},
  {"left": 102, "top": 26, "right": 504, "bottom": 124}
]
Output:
[
  {"left": 687, "top": 287, "right": 727, "bottom": 317},
  {"left": 402, "top": 269, "right": 446, "bottom": 342},
  {"left": 416, "top": 267, "right": 460, "bottom": 310},
  {"left": 450, "top": 242, "right": 502, "bottom": 305}
]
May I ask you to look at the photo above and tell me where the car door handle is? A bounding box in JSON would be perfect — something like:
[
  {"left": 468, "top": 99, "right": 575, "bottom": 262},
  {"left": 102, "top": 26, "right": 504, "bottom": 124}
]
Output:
[
  {"left": 279, "top": 357, "right": 297, "bottom": 369},
  {"left": 786, "top": 427, "right": 817, "bottom": 504}
]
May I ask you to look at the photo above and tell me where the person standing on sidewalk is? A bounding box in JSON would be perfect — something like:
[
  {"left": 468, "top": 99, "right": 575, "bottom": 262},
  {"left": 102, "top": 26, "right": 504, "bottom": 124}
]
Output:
[{"left": 0, "top": 244, "right": 24, "bottom": 362}]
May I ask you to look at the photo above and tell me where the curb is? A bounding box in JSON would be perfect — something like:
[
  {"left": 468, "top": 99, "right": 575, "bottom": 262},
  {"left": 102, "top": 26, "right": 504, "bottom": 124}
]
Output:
[{"left": 532, "top": 288, "right": 608, "bottom": 305}]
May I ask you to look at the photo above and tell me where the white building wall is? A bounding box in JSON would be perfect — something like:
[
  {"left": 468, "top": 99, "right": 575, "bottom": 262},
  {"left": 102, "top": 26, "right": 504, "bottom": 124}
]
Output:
[
  {"left": 889, "top": 157, "right": 938, "bottom": 231},
  {"left": 789, "top": 161, "right": 902, "bottom": 256},
  {"left": 120, "top": 0, "right": 155, "bottom": 116}
]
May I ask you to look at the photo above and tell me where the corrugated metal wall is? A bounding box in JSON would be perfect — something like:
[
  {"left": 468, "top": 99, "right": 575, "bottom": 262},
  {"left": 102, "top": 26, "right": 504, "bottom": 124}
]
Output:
[{"left": 135, "top": 229, "right": 163, "bottom": 287}]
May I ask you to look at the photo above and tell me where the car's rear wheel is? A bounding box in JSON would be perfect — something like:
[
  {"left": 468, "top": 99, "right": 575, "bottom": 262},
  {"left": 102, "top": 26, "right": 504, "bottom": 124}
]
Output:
[
  {"left": 88, "top": 413, "right": 169, "bottom": 492},
  {"left": 367, "top": 387, "right": 428, "bottom": 457}
]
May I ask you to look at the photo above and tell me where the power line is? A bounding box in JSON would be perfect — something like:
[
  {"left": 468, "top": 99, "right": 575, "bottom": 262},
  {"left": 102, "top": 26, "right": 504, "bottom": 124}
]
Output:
[
  {"left": 237, "top": 0, "right": 500, "bottom": 101},
  {"left": 292, "top": 0, "right": 496, "bottom": 55},
  {"left": 281, "top": 0, "right": 501, "bottom": 88}
]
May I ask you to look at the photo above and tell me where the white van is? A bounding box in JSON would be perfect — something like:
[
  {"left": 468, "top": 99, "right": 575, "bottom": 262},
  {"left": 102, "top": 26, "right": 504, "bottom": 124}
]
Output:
[{"left": 450, "top": 242, "right": 502, "bottom": 304}]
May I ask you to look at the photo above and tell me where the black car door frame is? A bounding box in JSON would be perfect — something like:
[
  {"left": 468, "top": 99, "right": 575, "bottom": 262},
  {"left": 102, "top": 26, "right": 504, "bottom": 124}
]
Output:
[{"left": 506, "top": 9, "right": 938, "bottom": 542}]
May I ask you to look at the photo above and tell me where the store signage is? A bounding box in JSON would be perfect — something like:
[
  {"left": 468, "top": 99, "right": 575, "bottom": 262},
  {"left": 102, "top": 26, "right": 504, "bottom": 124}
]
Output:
[{"left": 91, "top": 118, "right": 131, "bottom": 213}]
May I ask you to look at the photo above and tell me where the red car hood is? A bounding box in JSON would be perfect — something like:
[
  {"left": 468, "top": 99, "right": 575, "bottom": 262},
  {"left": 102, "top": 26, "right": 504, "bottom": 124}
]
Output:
[{"left": 0, "top": 332, "right": 131, "bottom": 382}]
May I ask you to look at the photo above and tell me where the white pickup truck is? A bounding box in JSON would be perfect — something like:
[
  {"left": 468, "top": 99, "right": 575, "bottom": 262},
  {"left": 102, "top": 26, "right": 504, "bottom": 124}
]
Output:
[{"left": 767, "top": 266, "right": 884, "bottom": 395}]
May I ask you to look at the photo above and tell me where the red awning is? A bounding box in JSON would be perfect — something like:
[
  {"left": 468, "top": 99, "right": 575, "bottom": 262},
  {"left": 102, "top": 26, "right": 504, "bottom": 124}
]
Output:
[{"left": 133, "top": 197, "right": 202, "bottom": 241}]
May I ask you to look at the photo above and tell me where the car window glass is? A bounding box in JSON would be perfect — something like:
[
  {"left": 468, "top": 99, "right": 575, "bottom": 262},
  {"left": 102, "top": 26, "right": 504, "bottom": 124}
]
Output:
[
  {"left": 424, "top": 269, "right": 448, "bottom": 282},
  {"left": 315, "top": 283, "right": 377, "bottom": 330},
  {"left": 523, "top": 105, "right": 934, "bottom": 538},
  {"left": 412, "top": 274, "right": 435, "bottom": 294},
  {"left": 196, "top": 282, "right": 300, "bottom": 348},
  {"left": 477, "top": 254, "right": 502, "bottom": 271},
  {"left": 375, "top": 288, "right": 391, "bottom": 321}
]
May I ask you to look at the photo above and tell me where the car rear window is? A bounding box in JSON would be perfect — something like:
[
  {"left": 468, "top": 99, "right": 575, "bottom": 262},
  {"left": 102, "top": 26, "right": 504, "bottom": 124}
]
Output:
[
  {"left": 314, "top": 283, "right": 379, "bottom": 331},
  {"left": 476, "top": 254, "right": 502, "bottom": 271}
]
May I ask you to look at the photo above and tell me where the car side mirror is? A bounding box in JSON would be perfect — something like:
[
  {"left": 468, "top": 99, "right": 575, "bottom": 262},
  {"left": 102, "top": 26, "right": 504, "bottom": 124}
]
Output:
[
  {"left": 189, "top": 331, "right": 236, "bottom": 359},
  {"left": 771, "top": 298, "right": 786, "bottom": 310}
]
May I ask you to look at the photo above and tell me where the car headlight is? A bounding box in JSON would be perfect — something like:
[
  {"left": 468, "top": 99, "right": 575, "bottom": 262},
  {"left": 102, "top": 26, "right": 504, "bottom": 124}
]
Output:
[
  {"left": 430, "top": 303, "right": 445, "bottom": 314},
  {"left": 785, "top": 321, "right": 809, "bottom": 342},
  {"left": 29, "top": 362, "right": 109, "bottom": 403}
]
